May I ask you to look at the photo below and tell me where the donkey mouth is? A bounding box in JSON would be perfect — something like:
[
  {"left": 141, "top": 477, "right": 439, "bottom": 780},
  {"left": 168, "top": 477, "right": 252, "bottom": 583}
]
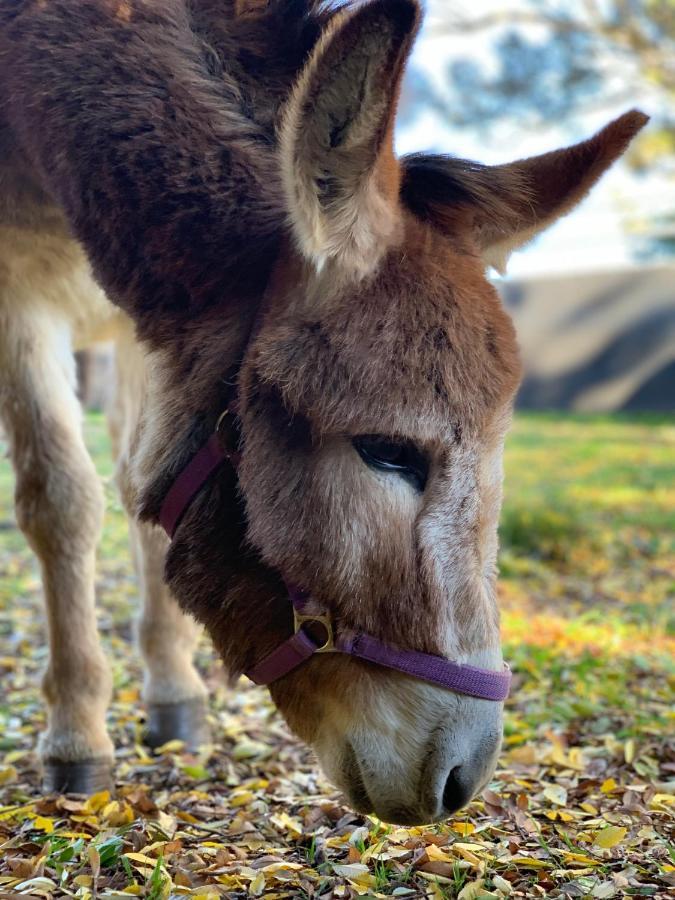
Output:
[{"left": 339, "top": 743, "right": 425, "bottom": 825}]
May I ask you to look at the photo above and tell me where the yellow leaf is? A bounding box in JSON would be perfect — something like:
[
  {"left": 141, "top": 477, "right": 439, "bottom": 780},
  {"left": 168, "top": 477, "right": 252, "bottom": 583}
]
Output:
[
  {"left": 600, "top": 778, "right": 617, "bottom": 794},
  {"left": 0, "top": 766, "right": 17, "bottom": 786},
  {"left": 388, "top": 829, "right": 412, "bottom": 844},
  {"left": 270, "top": 811, "right": 303, "bottom": 837},
  {"left": 124, "top": 852, "right": 158, "bottom": 867},
  {"left": 510, "top": 857, "right": 551, "bottom": 869},
  {"left": 550, "top": 736, "right": 570, "bottom": 768},
  {"left": 117, "top": 688, "right": 139, "bottom": 703},
  {"left": 83, "top": 790, "right": 111, "bottom": 814},
  {"left": 123, "top": 884, "right": 142, "bottom": 895},
  {"left": 0, "top": 803, "right": 34, "bottom": 822},
  {"left": 425, "top": 845, "right": 453, "bottom": 863},
  {"left": 624, "top": 739, "right": 635, "bottom": 764},
  {"left": 457, "top": 879, "right": 485, "bottom": 900},
  {"left": 249, "top": 872, "right": 266, "bottom": 897},
  {"left": 133, "top": 744, "right": 154, "bottom": 765},
  {"left": 451, "top": 821, "right": 476, "bottom": 836},
  {"left": 594, "top": 826, "right": 627, "bottom": 849},
  {"left": 153, "top": 739, "right": 185, "bottom": 754},
  {"left": 229, "top": 790, "right": 254, "bottom": 807},
  {"left": 4, "top": 750, "right": 27, "bottom": 765},
  {"left": 559, "top": 850, "right": 600, "bottom": 866},
  {"left": 452, "top": 844, "right": 482, "bottom": 866},
  {"left": 568, "top": 747, "right": 586, "bottom": 771},
  {"left": 33, "top": 816, "right": 54, "bottom": 833},
  {"left": 259, "top": 862, "right": 303, "bottom": 874},
  {"left": 102, "top": 801, "right": 134, "bottom": 826},
  {"left": 359, "top": 840, "right": 384, "bottom": 864},
  {"left": 425, "top": 883, "right": 447, "bottom": 900},
  {"left": 74, "top": 875, "right": 93, "bottom": 887},
  {"left": 157, "top": 810, "right": 177, "bottom": 837},
  {"left": 177, "top": 810, "right": 198, "bottom": 824},
  {"left": 452, "top": 842, "right": 486, "bottom": 853}
]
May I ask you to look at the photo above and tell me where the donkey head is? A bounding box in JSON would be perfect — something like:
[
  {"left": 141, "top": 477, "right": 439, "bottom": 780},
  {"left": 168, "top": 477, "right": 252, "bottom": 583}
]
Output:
[
  {"left": 155, "top": 0, "right": 646, "bottom": 825},
  {"left": 215, "top": 0, "right": 646, "bottom": 823}
]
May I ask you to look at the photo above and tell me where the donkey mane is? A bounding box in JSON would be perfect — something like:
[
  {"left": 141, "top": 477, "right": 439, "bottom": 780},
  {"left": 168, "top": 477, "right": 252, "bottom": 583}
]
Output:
[{"left": 191, "top": 1, "right": 341, "bottom": 122}]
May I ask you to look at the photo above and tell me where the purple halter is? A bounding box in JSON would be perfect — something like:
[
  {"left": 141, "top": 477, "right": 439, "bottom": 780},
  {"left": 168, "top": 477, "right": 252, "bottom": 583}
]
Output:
[{"left": 159, "top": 411, "right": 511, "bottom": 702}]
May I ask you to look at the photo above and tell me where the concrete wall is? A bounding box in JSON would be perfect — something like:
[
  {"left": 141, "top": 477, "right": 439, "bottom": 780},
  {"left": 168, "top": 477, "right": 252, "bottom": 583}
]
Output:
[{"left": 498, "top": 264, "right": 675, "bottom": 412}]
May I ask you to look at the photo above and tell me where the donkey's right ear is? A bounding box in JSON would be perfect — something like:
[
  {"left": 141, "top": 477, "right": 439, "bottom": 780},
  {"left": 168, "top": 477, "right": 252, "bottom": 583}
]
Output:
[{"left": 280, "top": 0, "right": 421, "bottom": 277}]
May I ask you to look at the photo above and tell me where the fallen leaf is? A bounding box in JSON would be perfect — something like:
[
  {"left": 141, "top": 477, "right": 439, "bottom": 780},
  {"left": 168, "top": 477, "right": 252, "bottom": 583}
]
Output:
[{"left": 594, "top": 826, "right": 628, "bottom": 849}]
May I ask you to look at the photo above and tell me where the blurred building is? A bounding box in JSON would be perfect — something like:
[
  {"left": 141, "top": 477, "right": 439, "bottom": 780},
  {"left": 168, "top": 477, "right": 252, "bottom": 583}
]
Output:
[{"left": 499, "top": 264, "right": 675, "bottom": 411}]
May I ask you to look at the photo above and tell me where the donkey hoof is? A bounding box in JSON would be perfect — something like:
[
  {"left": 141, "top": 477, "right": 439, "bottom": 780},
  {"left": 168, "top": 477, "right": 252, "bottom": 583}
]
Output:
[
  {"left": 42, "top": 758, "right": 114, "bottom": 795},
  {"left": 145, "top": 697, "right": 210, "bottom": 751}
]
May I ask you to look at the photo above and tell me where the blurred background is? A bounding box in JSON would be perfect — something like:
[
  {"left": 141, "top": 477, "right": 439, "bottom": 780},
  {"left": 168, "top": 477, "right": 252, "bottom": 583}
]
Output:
[{"left": 396, "top": 0, "right": 675, "bottom": 412}]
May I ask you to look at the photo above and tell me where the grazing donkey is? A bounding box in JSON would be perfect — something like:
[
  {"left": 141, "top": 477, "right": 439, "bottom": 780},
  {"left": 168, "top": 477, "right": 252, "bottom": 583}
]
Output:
[{"left": 0, "top": 0, "right": 646, "bottom": 824}]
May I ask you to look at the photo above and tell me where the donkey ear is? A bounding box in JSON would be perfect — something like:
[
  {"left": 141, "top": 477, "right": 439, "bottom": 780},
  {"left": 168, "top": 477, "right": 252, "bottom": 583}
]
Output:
[
  {"left": 280, "top": 0, "right": 421, "bottom": 276},
  {"left": 478, "top": 111, "right": 649, "bottom": 274}
]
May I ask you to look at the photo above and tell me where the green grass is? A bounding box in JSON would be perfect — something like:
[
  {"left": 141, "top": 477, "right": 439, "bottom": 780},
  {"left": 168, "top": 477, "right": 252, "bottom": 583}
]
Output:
[{"left": 501, "top": 414, "right": 675, "bottom": 559}]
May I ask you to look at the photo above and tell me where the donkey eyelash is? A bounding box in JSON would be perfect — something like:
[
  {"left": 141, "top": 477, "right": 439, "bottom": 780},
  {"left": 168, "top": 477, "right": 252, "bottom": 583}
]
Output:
[{"left": 352, "top": 435, "right": 429, "bottom": 492}]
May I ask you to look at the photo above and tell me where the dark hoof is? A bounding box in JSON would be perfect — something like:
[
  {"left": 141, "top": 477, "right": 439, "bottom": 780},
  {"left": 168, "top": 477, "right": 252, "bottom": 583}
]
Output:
[
  {"left": 42, "top": 758, "right": 114, "bottom": 795},
  {"left": 145, "top": 697, "right": 210, "bottom": 751}
]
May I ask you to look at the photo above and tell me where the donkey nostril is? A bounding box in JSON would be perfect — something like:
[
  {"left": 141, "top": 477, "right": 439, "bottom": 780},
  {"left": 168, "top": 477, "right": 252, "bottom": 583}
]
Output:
[{"left": 442, "top": 766, "right": 471, "bottom": 814}]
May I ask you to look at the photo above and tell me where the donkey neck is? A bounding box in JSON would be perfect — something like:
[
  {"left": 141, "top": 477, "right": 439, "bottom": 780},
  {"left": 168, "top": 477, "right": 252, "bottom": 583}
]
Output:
[{"left": 132, "top": 291, "right": 265, "bottom": 525}]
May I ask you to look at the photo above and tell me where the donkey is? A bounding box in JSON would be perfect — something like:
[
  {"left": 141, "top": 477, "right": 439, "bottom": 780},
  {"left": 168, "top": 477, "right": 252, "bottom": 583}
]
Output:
[{"left": 0, "top": 0, "right": 646, "bottom": 824}]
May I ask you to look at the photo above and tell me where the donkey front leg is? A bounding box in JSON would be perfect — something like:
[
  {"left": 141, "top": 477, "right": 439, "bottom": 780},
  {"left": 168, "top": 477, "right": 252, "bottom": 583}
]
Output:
[
  {"left": 110, "top": 326, "right": 209, "bottom": 750},
  {"left": 129, "top": 520, "right": 210, "bottom": 750},
  {"left": 0, "top": 308, "right": 113, "bottom": 793}
]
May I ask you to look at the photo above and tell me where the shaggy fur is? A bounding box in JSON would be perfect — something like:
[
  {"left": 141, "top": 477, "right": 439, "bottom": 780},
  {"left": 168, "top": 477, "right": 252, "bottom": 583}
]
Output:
[{"left": 0, "top": 0, "right": 646, "bottom": 821}]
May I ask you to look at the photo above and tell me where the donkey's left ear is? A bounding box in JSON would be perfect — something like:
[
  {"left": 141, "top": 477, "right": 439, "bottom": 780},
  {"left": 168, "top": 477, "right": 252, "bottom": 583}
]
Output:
[
  {"left": 478, "top": 110, "right": 649, "bottom": 274},
  {"left": 280, "top": 0, "right": 421, "bottom": 276}
]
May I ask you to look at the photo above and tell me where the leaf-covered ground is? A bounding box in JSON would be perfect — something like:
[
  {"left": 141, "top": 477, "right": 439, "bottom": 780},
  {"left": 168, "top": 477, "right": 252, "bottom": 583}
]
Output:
[{"left": 0, "top": 413, "right": 673, "bottom": 899}]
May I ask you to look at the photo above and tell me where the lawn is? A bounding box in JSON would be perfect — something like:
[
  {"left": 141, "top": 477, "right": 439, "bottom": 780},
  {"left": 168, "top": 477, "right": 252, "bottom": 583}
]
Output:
[{"left": 0, "top": 413, "right": 673, "bottom": 899}]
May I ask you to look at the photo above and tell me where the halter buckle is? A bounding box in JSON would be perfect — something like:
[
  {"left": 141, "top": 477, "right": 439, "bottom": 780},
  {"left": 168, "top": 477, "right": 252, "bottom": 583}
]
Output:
[{"left": 293, "top": 611, "right": 336, "bottom": 653}]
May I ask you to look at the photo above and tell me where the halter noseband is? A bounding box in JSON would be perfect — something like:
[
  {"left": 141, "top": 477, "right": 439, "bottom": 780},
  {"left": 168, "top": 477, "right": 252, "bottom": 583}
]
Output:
[{"left": 158, "top": 410, "right": 511, "bottom": 702}]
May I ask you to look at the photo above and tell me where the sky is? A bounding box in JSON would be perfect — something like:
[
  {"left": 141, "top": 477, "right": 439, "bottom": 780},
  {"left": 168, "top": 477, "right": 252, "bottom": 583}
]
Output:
[{"left": 395, "top": 0, "right": 671, "bottom": 279}]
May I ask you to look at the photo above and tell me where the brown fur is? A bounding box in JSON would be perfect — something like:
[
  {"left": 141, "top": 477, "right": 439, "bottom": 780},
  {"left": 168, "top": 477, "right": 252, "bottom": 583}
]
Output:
[{"left": 0, "top": 0, "right": 647, "bottom": 820}]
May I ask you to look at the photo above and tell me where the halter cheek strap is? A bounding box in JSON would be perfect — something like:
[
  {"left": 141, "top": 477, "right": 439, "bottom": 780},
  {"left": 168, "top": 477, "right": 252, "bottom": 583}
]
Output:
[
  {"left": 158, "top": 417, "right": 512, "bottom": 703},
  {"left": 160, "top": 434, "right": 228, "bottom": 539}
]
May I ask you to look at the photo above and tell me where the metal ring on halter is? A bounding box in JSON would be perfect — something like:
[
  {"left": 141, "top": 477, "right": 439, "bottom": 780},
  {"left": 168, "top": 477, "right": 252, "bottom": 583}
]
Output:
[
  {"left": 293, "top": 610, "right": 336, "bottom": 653},
  {"left": 215, "top": 408, "right": 241, "bottom": 455}
]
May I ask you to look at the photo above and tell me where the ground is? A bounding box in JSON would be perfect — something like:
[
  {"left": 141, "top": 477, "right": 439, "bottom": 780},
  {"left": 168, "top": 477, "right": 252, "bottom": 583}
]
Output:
[{"left": 0, "top": 413, "right": 673, "bottom": 899}]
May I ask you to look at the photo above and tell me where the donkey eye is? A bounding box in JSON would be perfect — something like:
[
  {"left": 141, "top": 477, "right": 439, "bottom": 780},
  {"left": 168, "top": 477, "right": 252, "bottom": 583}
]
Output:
[{"left": 353, "top": 435, "right": 429, "bottom": 492}]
